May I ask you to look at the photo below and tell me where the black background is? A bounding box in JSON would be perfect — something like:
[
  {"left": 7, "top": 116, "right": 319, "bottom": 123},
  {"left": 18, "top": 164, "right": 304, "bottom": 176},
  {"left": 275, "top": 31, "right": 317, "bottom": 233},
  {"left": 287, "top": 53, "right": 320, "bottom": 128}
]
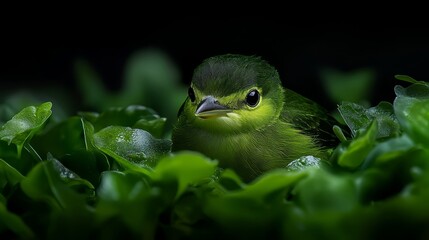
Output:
[{"left": 1, "top": 18, "right": 428, "bottom": 112}]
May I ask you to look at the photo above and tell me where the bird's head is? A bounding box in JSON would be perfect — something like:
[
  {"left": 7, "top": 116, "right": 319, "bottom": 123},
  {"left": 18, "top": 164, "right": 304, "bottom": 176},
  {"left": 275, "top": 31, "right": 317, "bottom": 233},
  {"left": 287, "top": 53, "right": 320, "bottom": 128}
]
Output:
[{"left": 177, "top": 54, "right": 285, "bottom": 133}]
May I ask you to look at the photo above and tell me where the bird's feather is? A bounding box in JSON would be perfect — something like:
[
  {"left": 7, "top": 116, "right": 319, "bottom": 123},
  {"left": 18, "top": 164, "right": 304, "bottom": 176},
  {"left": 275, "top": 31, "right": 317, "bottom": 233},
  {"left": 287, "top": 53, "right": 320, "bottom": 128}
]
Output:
[{"left": 281, "top": 88, "right": 340, "bottom": 148}]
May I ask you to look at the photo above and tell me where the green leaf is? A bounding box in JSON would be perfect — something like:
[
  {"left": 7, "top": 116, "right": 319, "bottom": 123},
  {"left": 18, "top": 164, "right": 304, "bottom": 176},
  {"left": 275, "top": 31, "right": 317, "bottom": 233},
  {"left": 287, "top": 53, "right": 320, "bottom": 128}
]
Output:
[
  {"left": 172, "top": 191, "right": 205, "bottom": 227},
  {"left": 337, "top": 121, "right": 378, "bottom": 169},
  {"left": 0, "top": 92, "right": 49, "bottom": 124},
  {"left": 31, "top": 116, "right": 87, "bottom": 158},
  {"left": 74, "top": 58, "right": 109, "bottom": 108},
  {"left": 0, "top": 102, "right": 52, "bottom": 157},
  {"left": 93, "top": 126, "right": 171, "bottom": 173},
  {"left": 395, "top": 75, "right": 429, "bottom": 86},
  {"left": 47, "top": 155, "right": 95, "bottom": 194},
  {"left": 21, "top": 158, "right": 96, "bottom": 240},
  {"left": 121, "top": 49, "right": 186, "bottom": 128},
  {"left": 293, "top": 169, "right": 358, "bottom": 212},
  {"left": 97, "top": 171, "right": 151, "bottom": 202},
  {"left": 202, "top": 169, "right": 306, "bottom": 239},
  {"left": 217, "top": 169, "right": 246, "bottom": 191},
  {"left": 360, "top": 134, "right": 414, "bottom": 169},
  {"left": 338, "top": 101, "right": 400, "bottom": 139},
  {"left": 406, "top": 100, "right": 429, "bottom": 148},
  {"left": 0, "top": 141, "right": 36, "bottom": 175},
  {"left": 81, "top": 118, "right": 97, "bottom": 151},
  {"left": 20, "top": 159, "right": 90, "bottom": 210},
  {"left": 81, "top": 105, "right": 167, "bottom": 138},
  {"left": 394, "top": 83, "right": 429, "bottom": 148},
  {"left": 0, "top": 201, "right": 34, "bottom": 239},
  {"left": 96, "top": 171, "right": 158, "bottom": 239},
  {"left": 338, "top": 102, "right": 368, "bottom": 135},
  {"left": 353, "top": 168, "right": 390, "bottom": 203},
  {"left": 152, "top": 151, "right": 217, "bottom": 198},
  {"left": 133, "top": 118, "right": 166, "bottom": 139},
  {"left": 0, "top": 159, "right": 24, "bottom": 192},
  {"left": 321, "top": 68, "right": 375, "bottom": 104},
  {"left": 59, "top": 150, "right": 110, "bottom": 187},
  {"left": 230, "top": 169, "right": 308, "bottom": 202},
  {"left": 209, "top": 169, "right": 306, "bottom": 208},
  {"left": 400, "top": 149, "right": 429, "bottom": 197}
]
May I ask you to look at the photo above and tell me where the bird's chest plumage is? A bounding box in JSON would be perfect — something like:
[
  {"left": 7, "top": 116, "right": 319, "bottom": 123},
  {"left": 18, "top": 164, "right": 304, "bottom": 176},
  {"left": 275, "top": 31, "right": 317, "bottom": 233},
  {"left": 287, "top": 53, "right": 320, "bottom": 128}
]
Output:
[
  {"left": 188, "top": 130, "right": 270, "bottom": 179},
  {"left": 172, "top": 120, "right": 310, "bottom": 180}
]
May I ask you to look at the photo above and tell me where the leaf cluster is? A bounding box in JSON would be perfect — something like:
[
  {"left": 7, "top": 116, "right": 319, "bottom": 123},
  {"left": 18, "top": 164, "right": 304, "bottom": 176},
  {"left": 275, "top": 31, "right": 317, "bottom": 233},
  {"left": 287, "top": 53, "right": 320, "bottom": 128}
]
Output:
[{"left": 1, "top": 76, "right": 429, "bottom": 239}]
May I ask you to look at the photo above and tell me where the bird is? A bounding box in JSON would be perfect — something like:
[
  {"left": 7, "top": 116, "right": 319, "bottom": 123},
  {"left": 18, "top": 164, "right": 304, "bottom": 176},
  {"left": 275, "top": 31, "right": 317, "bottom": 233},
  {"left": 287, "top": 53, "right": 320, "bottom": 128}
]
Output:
[{"left": 171, "top": 54, "right": 341, "bottom": 181}]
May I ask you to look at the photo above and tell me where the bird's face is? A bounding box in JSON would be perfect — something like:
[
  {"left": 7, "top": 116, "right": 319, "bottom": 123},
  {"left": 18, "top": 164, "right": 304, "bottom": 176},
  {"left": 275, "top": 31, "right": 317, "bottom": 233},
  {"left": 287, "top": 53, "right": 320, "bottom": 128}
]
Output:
[{"left": 177, "top": 54, "right": 284, "bottom": 134}]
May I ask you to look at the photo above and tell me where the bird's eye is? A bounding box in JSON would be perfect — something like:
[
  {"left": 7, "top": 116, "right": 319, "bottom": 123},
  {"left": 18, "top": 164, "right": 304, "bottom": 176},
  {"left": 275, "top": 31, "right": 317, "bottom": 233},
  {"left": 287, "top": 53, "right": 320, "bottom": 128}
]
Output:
[
  {"left": 246, "top": 89, "right": 260, "bottom": 107},
  {"left": 188, "top": 87, "right": 196, "bottom": 102}
]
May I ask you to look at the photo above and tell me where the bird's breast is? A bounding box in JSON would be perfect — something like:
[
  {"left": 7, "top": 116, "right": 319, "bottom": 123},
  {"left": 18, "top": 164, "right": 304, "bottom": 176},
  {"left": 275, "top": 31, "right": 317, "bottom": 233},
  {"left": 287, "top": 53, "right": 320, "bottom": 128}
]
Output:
[
  {"left": 172, "top": 120, "right": 322, "bottom": 181},
  {"left": 173, "top": 122, "right": 285, "bottom": 180}
]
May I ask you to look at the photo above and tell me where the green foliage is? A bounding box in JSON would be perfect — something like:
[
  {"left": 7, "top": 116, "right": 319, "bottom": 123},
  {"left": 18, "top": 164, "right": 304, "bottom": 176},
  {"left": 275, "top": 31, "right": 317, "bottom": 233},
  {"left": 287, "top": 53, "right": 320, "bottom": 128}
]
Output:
[
  {"left": 321, "top": 67, "right": 377, "bottom": 122},
  {"left": 336, "top": 121, "right": 378, "bottom": 168},
  {"left": 1, "top": 74, "right": 429, "bottom": 239},
  {"left": 338, "top": 101, "right": 400, "bottom": 139},
  {"left": 80, "top": 105, "right": 167, "bottom": 138},
  {"left": 74, "top": 49, "right": 187, "bottom": 135},
  {"left": 393, "top": 81, "right": 429, "bottom": 148},
  {"left": 321, "top": 68, "right": 376, "bottom": 105},
  {"left": 94, "top": 126, "right": 171, "bottom": 172},
  {"left": 0, "top": 102, "right": 52, "bottom": 158},
  {"left": 0, "top": 202, "right": 34, "bottom": 239}
]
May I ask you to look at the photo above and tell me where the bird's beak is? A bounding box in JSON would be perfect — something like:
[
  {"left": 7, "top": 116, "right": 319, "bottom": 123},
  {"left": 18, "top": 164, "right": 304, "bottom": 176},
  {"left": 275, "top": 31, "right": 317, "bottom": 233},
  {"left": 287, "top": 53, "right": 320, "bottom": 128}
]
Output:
[{"left": 195, "top": 96, "right": 232, "bottom": 119}]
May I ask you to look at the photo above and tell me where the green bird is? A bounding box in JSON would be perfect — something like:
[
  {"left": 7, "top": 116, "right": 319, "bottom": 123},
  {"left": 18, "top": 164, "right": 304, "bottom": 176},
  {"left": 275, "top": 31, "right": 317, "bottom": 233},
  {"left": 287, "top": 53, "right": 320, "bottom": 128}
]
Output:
[{"left": 172, "top": 54, "right": 340, "bottom": 181}]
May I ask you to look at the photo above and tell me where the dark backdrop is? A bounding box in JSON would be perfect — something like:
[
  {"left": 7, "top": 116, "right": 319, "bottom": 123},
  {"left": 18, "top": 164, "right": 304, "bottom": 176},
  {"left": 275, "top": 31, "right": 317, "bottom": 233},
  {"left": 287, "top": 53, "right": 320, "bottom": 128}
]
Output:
[{"left": 1, "top": 19, "right": 428, "bottom": 112}]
